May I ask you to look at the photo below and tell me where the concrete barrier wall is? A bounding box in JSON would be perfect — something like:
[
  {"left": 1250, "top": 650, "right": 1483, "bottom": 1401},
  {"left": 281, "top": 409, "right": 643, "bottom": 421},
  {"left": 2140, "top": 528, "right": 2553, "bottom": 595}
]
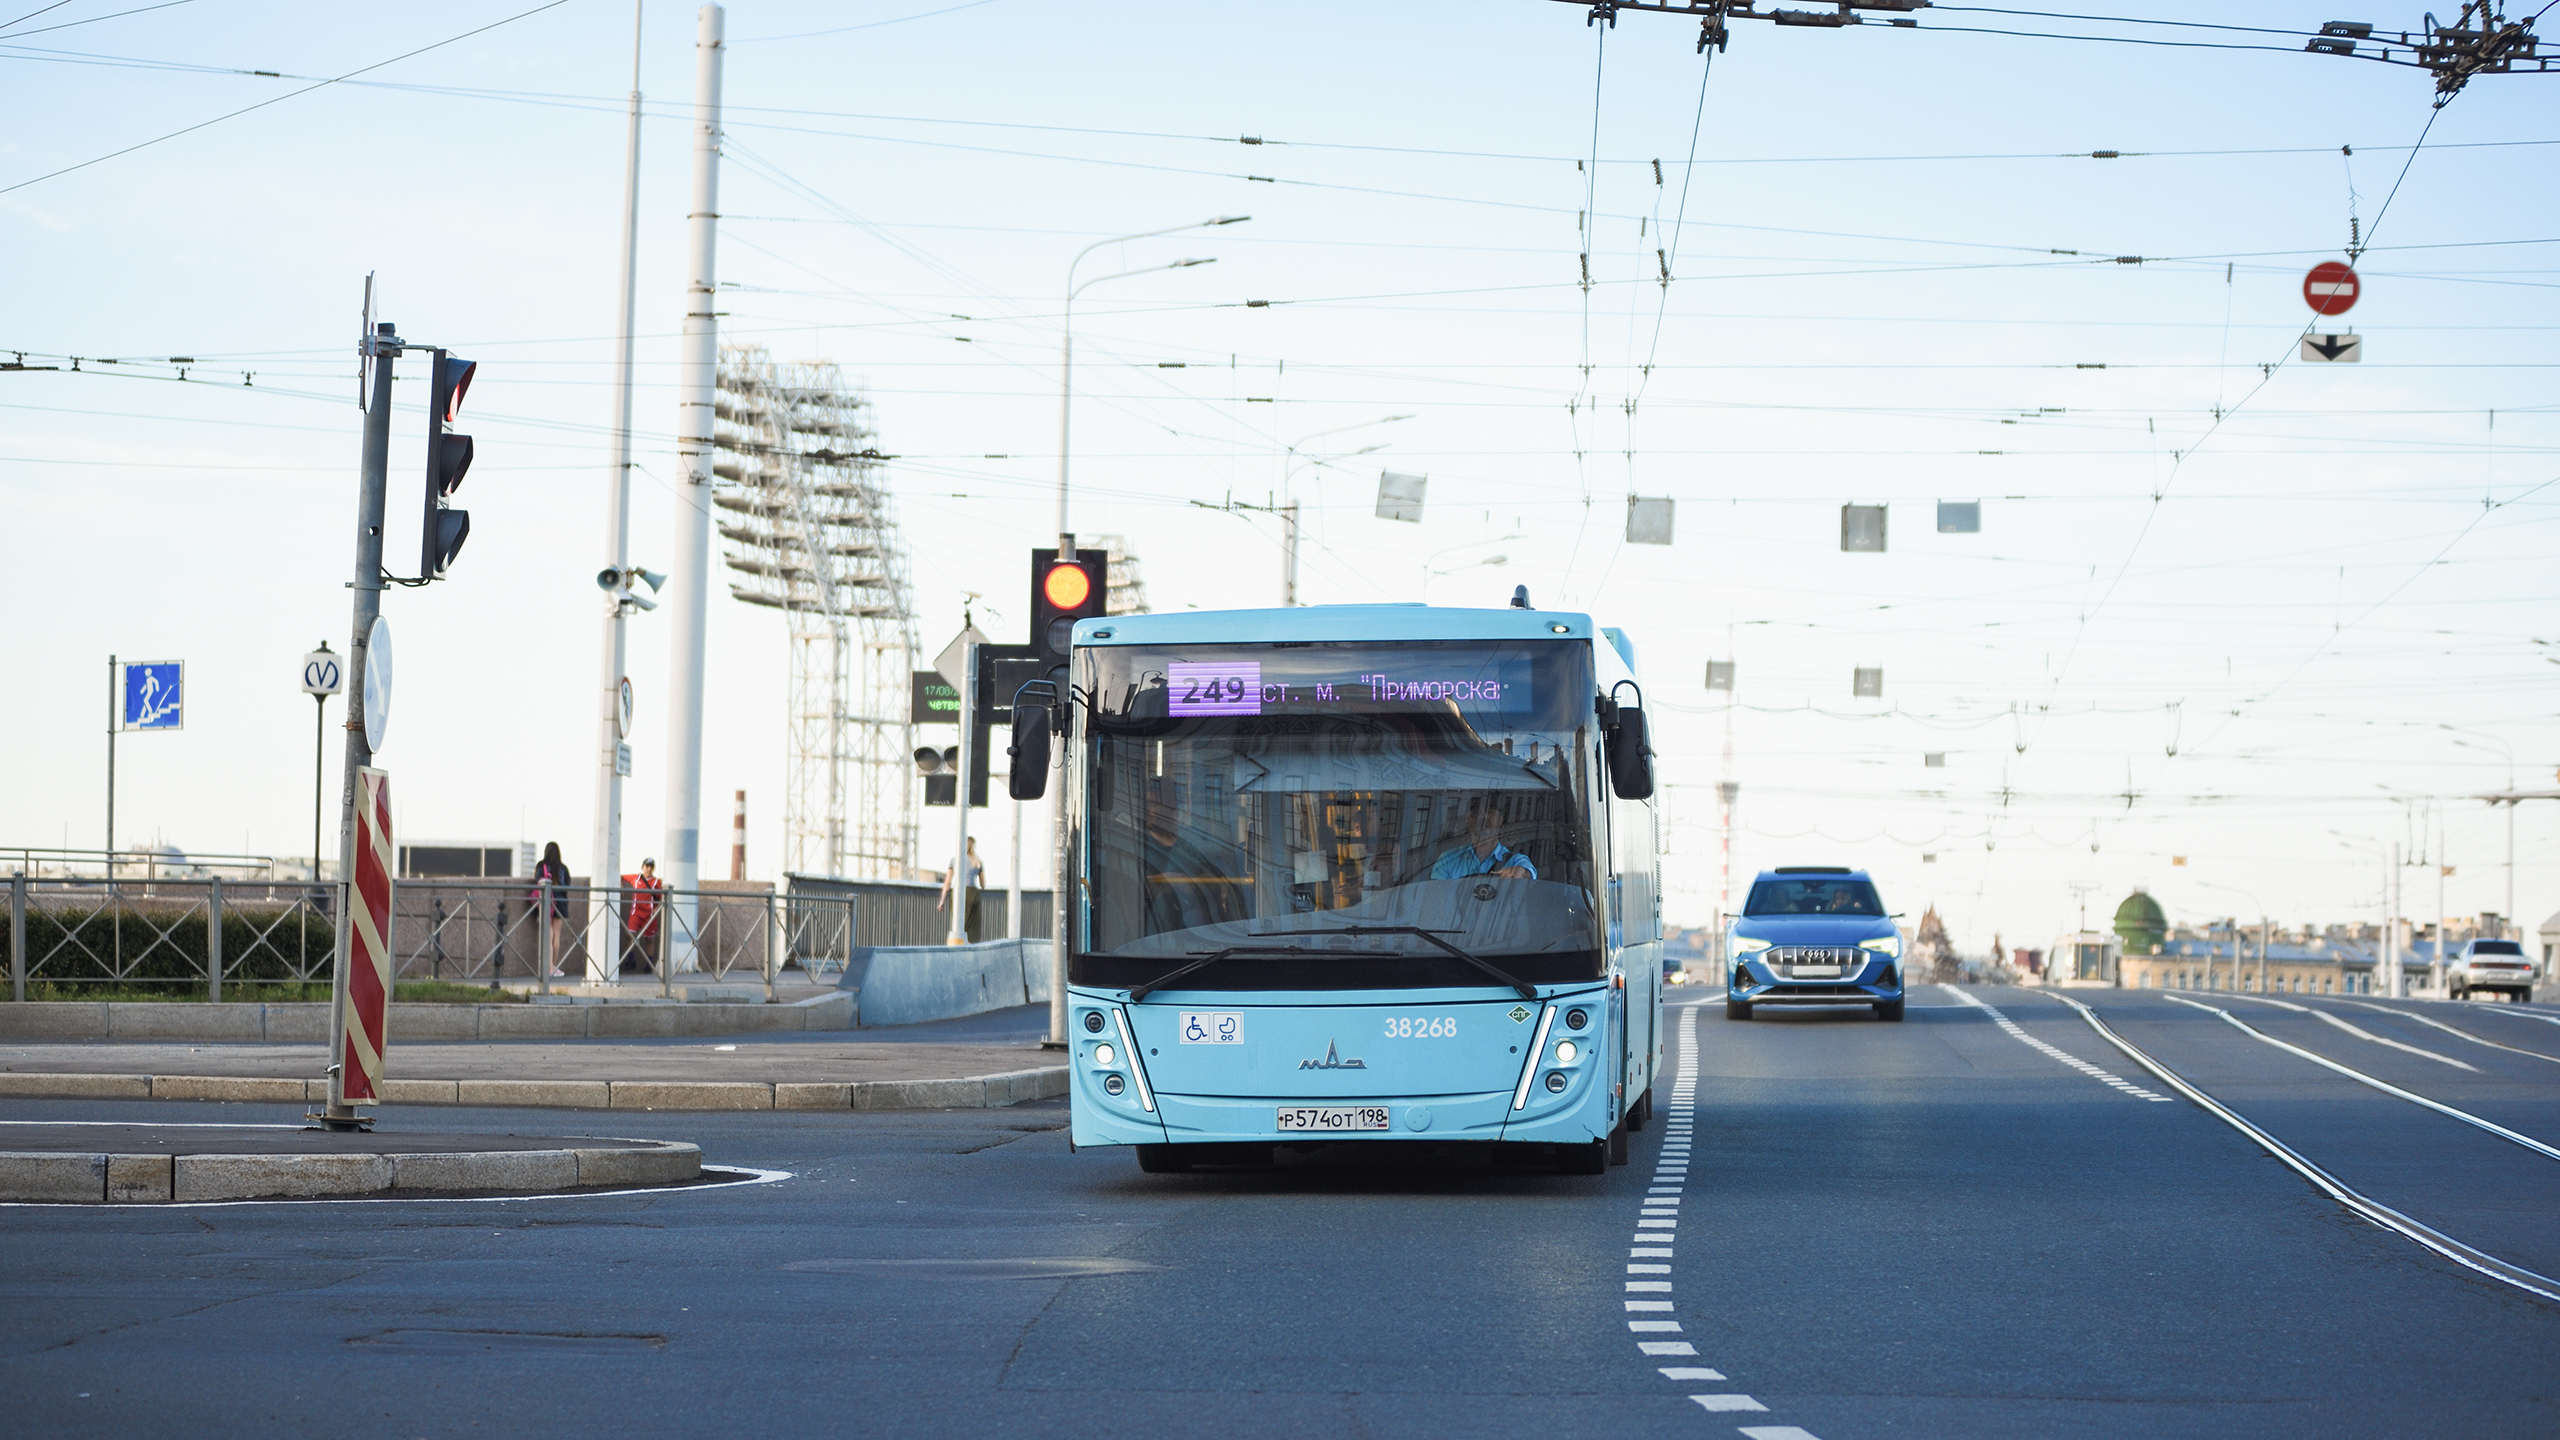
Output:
[{"left": 842, "top": 939, "right": 1053, "bottom": 1028}]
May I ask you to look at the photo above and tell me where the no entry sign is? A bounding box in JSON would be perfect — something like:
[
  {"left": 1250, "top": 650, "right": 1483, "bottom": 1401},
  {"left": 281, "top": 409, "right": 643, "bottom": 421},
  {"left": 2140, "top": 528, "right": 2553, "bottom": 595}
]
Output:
[{"left": 2304, "top": 261, "right": 2359, "bottom": 316}]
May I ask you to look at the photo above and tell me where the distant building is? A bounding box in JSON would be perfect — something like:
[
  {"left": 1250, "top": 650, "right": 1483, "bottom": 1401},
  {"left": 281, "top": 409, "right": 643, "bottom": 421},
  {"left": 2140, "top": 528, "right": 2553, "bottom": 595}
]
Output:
[
  {"left": 2119, "top": 933, "right": 2378, "bottom": 995},
  {"left": 2112, "top": 888, "right": 2166, "bottom": 956}
]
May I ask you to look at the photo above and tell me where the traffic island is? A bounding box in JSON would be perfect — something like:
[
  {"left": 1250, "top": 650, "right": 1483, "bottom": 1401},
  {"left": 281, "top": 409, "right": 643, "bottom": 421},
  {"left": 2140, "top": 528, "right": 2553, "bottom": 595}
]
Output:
[{"left": 0, "top": 1123, "right": 702, "bottom": 1203}]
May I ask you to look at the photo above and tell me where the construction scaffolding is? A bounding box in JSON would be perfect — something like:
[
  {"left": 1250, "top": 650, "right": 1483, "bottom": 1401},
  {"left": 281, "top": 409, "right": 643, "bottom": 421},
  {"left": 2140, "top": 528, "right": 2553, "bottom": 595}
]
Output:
[
  {"left": 713, "top": 346, "right": 919, "bottom": 880},
  {"left": 1092, "top": 533, "right": 1153, "bottom": 617}
]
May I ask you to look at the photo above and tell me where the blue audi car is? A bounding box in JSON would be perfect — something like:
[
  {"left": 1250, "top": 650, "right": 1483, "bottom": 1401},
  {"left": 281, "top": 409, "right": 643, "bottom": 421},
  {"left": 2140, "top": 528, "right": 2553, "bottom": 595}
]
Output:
[{"left": 1725, "top": 867, "right": 1906, "bottom": 1022}]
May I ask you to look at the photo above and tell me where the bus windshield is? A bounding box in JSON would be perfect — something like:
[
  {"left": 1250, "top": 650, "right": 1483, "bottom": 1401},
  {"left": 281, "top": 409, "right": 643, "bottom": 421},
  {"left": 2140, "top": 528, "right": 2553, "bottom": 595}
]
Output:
[
  {"left": 1744, "top": 877, "right": 1884, "bottom": 917},
  {"left": 1075, "top": 640, "right": 1602, "bottom": 990}
]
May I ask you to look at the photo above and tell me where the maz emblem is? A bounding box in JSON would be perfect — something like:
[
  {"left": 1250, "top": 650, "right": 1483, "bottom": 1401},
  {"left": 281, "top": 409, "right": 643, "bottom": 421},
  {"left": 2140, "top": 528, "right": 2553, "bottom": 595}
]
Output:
[{"left": 1297, "top": 1040, "right": 1366, "bottom": 1070}]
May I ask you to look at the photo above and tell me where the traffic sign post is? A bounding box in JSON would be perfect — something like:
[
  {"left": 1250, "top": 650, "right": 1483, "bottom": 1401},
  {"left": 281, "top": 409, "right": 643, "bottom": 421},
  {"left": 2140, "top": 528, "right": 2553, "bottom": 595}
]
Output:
[
  {"left": 105, "top": 658, "right": 184, "bottom": 880},
  {"left": 303, "top": 643, "right": 342, "bottom": 889},
  {"left": 2304, "top": 261, "right": 2360, "bottom": 316},
  {"left": 2302, "top": 333, "right": 2363, "bottom": 363}
]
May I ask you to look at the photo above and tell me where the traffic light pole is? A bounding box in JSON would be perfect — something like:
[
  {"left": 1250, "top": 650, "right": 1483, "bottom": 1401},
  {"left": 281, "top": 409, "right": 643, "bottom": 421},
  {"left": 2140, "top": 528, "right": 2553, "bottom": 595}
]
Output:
[
  {"left": 946, "top": 642, "right": 978, "bottom": 945},
  {"left": 323, "top": 321, "right": 399, "bottom": 1128}
]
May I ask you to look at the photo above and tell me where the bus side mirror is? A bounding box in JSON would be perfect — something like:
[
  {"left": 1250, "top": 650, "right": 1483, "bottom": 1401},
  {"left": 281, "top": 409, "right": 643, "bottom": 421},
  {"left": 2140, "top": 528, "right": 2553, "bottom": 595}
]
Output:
[
  {"left": 1008, "top": 679, "right": 1059, "bottom": 801},
  {"left": 1007, "top": 708, "right": 1051, "bottom": 800},
  {"left": 1606, "top": 706, "right": 1654, "bottom": 800}
]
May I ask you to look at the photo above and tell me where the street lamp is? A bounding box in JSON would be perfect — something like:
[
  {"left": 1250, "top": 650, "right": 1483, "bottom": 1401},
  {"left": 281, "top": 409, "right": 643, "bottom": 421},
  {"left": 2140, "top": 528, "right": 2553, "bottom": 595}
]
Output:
[
  {"left": 1047, "top": 217, "right": 1243, "bottom": 1050},
  {"left": 1272, "top": 415, "right": 1411, "bottom": 606},
  {"left": 1421, "top": 534, "right": 1526, "bottom": 601},
  {"left": 2191, "top": 879, "right": 2270, "bottom": 996},
  {"left": 2443, "top": 726, "right": 2519, "bottom": 940},
  {"left": 1054, "top": 216, "right": 1247, "bottom": 556}
]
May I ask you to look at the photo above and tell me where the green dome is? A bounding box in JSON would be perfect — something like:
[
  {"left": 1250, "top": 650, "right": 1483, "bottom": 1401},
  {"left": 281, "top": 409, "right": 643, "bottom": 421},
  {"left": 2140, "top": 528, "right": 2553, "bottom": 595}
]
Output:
[{"left": 2114, "top": 889, "right": 2167, "bottom": 954}]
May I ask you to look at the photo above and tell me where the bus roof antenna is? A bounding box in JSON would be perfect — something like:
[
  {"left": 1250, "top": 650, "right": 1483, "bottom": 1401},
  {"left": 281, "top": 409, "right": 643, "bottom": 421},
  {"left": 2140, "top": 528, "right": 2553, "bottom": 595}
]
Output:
[{"left": 1510, "top": 585, "right": 1533, "bottom": 609}]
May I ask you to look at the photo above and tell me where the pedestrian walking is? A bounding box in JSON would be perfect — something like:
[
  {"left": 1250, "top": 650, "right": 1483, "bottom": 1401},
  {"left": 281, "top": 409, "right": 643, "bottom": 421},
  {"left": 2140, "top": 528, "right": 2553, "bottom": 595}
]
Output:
[
  {"left": 529, "top": 841, "right": 573, "bottom": 977},
  {"left": 938, "top": 837, "right": 987, "bottom": 942}
]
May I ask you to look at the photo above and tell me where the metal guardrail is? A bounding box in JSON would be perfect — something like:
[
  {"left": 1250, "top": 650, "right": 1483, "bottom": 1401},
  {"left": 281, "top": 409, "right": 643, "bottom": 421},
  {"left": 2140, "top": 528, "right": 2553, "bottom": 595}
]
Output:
[{"left": 0, "top": 871, "right": 1052, "bottom": 1000}]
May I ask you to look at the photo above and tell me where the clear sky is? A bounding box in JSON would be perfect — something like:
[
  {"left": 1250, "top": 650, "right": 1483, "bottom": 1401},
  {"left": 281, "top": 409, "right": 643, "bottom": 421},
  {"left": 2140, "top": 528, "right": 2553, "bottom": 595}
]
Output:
[{"left": 3, "top": 0, "right": 2552, "bottom": 954}]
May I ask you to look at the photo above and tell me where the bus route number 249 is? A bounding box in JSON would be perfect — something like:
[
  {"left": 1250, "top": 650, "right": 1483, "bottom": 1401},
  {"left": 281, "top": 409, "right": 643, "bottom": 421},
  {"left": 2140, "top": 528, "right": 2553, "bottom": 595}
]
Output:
[{"left": 1385, "top": 1015, "right": 1456, "bottom": 1038}]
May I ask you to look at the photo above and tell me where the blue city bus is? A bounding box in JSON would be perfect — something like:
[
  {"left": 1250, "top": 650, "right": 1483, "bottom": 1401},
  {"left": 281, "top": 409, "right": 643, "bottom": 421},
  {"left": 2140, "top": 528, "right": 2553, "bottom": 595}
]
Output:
[{"left": 1008, "top": 601, "right": 1664, "bottom": 1176}]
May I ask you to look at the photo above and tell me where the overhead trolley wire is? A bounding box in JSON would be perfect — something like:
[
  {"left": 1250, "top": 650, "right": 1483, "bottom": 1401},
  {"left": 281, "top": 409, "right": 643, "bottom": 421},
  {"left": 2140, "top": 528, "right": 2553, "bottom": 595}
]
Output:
[{"left": 0, "top": 0, "right": 572, "bottom": 196}]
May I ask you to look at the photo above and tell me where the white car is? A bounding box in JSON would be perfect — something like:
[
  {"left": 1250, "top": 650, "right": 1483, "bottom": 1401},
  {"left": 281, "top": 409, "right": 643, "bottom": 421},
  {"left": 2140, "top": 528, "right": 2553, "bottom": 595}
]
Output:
[{"left": 2448, "top": 939, "right": 2536, "bottom": 1003}]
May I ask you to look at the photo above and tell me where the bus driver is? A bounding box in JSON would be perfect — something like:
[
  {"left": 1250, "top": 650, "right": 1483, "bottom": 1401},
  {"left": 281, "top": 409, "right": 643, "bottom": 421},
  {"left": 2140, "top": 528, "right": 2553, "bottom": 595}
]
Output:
[{"left": 1429, "top": 803, "right": 1538, "bottom": 883}]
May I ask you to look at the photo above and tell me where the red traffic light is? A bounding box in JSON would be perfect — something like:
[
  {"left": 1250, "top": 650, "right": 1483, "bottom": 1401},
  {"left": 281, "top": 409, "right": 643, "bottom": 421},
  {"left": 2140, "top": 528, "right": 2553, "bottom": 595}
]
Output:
[{"left": 1041, "top": 562, "right": 1092, "bottom": 610}]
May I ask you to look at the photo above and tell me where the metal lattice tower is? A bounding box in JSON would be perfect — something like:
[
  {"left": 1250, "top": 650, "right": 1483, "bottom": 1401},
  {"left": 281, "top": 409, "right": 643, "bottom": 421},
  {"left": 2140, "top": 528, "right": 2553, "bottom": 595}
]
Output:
[
  {"left": 714, "top": 346, "right": 919, "bottom": 879},
  {"left": 1092, "top": 534, "right": 1152, "bottom": 617}
]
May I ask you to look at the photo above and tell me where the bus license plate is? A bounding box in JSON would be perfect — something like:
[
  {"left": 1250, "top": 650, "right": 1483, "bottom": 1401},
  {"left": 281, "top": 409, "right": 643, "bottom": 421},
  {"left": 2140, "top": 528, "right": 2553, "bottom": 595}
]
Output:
[{"left": 1276, "top": 1106, "right": 1389, "bottom": 1132}]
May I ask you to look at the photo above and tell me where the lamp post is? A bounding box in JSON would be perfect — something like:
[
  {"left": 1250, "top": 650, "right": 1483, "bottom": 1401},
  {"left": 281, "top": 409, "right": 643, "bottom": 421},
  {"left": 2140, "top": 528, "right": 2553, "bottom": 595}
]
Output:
[
  {"left": 2192, "top": 880, "right": 2269, "bottom": 995},
  {"left": 1421, "top": 534, "right": 1526, "bottom": 602},
  {"left": 2331, "top": 831, "right": 2391, "bottom": 995},
  {"left": 1277, "top": 416, "right": 1410, "bottom": 605},
  {"left": 1054, "top": 216, "right": 1247, "bottom": 556},
  {"left": 2444, "top": 727, "right": 2517, "bottom": 939},
  {"left": 1047, "top": 216, "right": 1243, "bottom": 1048}
]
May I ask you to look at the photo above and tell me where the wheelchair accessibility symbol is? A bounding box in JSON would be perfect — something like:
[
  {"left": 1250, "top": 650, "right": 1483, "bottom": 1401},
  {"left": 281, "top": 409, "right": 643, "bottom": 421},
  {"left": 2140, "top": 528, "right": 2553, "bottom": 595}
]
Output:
[{"left": 1177, "top": 1011, "right": 1242, "bottom": 1045}]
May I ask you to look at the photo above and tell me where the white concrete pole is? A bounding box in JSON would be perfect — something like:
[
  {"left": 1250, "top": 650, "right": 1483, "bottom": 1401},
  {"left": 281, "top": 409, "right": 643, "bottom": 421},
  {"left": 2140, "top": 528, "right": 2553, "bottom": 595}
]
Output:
[
  {"left": 589, "top": 0, "right": 645, "bottom": 986},
  {"left": 2436, "top": 809, "right": 2449, "bottom": 996},
  {"left": 663, "top": 2, "right": 723, "bottom": 971},
  {"left": 1281, "top": 500, "right": 1299, "bottom": 606},
  {"left": 1007, "top": 798, "right": 1023, "bottom": 941},
  {"left": 947, "top": 642, "right": 978, "bottom": 945}
]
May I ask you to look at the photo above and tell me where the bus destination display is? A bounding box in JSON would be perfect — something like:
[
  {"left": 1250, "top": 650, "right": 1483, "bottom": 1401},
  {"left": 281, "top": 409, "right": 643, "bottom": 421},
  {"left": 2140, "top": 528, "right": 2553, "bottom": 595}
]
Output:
[{"left": 1166, "top": 660, "right": 1530, "bottom": 718}]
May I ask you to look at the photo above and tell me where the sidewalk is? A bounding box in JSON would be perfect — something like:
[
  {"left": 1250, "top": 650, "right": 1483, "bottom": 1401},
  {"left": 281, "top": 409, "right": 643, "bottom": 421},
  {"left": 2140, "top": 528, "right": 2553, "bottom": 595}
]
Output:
[{"left": 0, "top": 1004, "right": 1064, "bottom": 1113}]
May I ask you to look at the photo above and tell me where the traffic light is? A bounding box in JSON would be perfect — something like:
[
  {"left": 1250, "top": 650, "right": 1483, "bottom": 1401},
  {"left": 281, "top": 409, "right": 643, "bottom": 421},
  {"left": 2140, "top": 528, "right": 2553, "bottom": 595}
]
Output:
[
  {"left": 1029, "top": 546, "right": 1107, "bottom": 671},
  {"left": 421, "top": 351, "right": 475, "bottom": 576}
]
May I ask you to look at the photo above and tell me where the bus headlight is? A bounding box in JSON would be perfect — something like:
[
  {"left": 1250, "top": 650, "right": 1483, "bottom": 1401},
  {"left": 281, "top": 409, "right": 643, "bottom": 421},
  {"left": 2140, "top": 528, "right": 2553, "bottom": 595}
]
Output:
[
  {"left": 1082, "top": 1011, "right": 1106, "bottom": 1033},
  {"left": 1544, "top": 1072, "right": 1568, "bottom": 1093},
  {"left": 1103, "top": 1074, "right": 1126, "bottom": 1096},
  {"left": 1094, "top": 1043, "right": 1116, "bottom": 1067},
  {"left": 1555, "top": 1040, "right": 1578, "bottom": 1065}
]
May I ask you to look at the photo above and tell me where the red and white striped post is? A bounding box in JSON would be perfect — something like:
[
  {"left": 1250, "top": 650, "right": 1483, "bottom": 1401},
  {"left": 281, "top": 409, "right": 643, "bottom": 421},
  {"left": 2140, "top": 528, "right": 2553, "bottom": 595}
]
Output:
[{"left": 329, "top": 768, "right": 395, "bottom": 1116}]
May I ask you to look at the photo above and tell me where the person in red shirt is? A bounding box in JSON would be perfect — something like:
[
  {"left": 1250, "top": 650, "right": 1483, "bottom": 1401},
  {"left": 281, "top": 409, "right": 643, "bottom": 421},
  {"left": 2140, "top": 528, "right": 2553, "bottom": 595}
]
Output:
[{"left": 622, "top": 859, "right": 665, "bottom": 975}]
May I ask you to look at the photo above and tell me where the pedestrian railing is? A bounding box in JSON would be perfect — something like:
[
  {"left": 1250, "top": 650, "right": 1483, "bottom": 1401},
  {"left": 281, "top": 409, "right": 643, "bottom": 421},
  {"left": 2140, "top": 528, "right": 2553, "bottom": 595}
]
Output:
[
  {"left": 0, "top": 873, "right": 335, "bottom": 1000},
  {"left": 1, "top": 870, "right": 1042, "bottom": 1002}
]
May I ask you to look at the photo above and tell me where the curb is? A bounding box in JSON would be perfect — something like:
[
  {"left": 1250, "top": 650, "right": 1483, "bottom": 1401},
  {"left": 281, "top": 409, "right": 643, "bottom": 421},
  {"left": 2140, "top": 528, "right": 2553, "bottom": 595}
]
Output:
[
  {"left": 0, "top": 1139, "right": 700, "bottom": 1203},
  {"left": 0, "top": 1066, "right": 1067, "bottom": 1112}
]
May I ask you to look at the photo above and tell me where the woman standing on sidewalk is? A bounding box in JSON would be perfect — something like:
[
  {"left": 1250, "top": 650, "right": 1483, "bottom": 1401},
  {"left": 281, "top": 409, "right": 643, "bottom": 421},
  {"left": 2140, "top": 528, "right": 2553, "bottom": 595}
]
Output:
[{"left": 530, "top": 841, "right": 572, "bottom": 978}]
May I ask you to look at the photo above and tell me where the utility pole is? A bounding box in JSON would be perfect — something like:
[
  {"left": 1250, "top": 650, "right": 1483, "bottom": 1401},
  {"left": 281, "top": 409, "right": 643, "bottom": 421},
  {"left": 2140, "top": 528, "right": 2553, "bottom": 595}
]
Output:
[
  {"left": 104, "top": 655, "right": 116, "bottom": 880},
  {"left": 322, "top": 317, "right": 400, "bottom": 1129},
  {"left": 662, "top": 2, "right": 724, "bottom": 971},
  {"left": 946, "top": 641, "right": 978, "bottom": 945},
  {"left": 2436, "top": 804, "right": 2449, "bottom": 996},
  {"left": 591, "top": 0, "right": 646, "bottom": 983}
]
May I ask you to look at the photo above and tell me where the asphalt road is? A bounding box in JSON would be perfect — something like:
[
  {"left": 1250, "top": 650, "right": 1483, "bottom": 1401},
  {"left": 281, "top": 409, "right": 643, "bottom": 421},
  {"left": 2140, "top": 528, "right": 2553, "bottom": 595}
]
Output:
[{"left": 3, "top": 985, "right": 2555, "bottom": 1437}]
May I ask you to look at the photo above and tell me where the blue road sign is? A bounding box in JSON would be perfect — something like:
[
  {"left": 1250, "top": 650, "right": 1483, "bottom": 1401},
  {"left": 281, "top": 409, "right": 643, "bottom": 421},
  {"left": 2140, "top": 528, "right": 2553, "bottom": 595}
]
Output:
[{"left": 122, "top": 661, "right": 183, "bottom": 731}]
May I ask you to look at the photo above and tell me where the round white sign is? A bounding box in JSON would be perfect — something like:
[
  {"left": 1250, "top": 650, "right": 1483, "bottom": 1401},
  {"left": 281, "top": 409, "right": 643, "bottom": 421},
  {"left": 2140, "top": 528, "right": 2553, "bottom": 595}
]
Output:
[
  {"left": 363, "top": 615, "right": 393, "bottom": 753},
  {"left": 618, "top": 676, "right": 635, "bottom": 739},
  {"left": 302, "top": 649, "right": 343, "bottom": 697}
]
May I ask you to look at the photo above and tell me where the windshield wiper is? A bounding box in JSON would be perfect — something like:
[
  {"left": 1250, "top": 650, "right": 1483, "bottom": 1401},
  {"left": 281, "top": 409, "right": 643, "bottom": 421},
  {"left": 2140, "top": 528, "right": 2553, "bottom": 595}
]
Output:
[
  {"left": 1124, "top": 927, "right": 1539, "bottom": 1002},
  {"left": 1217, "top": 924, "right": 1539, "bottom": 1000},
  {"left": 1127, "top": 944, "right": 1328, "bottom": 1002}
]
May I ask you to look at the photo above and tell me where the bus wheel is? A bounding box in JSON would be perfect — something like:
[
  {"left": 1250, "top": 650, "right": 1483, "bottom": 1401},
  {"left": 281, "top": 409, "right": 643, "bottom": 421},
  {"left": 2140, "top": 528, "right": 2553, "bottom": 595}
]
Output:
[
  {"left": 1560, "top": 1139, "right": 1609, "bottom": 1176},
  {"left": 1725, "top": 999, "right": 1752, "bottom": 1021},
  {"left": 1874, "top": 998, "right": 1905, "bottom": 1022},
  {"left": 1628, "top": 1091, "right": 1652, "bottom": 1131},
  {"left": 1135, "top": 1144, "right": 1194, "bottom": 1174}
]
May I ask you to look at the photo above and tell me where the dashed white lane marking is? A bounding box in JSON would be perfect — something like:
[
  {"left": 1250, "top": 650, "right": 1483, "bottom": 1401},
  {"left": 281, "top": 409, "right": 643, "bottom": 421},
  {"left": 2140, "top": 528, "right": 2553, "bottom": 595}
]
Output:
[
  {"left": 1620, "top": 1003, "right": 1819, "bottom": 1440},
  {"left": 1941, "top": 984, "right": 2174, "bottom": 1101}
]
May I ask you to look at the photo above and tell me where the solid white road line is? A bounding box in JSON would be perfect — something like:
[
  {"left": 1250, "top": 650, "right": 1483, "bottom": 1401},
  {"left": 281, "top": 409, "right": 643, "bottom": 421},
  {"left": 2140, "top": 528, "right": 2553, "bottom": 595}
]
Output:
[
  {"left": 1939, "top": 984, "right": 2173, "bottom": 1101},
  {"left": 2041, "top": 991, "right": 2560, "bottom": 1308},
  {"left": 2159, "top": 993, "right": 2560, "bottom": 1162},
  {"left": 2337, "top": 1000, "right": 2560, "bottom": 1065}
]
